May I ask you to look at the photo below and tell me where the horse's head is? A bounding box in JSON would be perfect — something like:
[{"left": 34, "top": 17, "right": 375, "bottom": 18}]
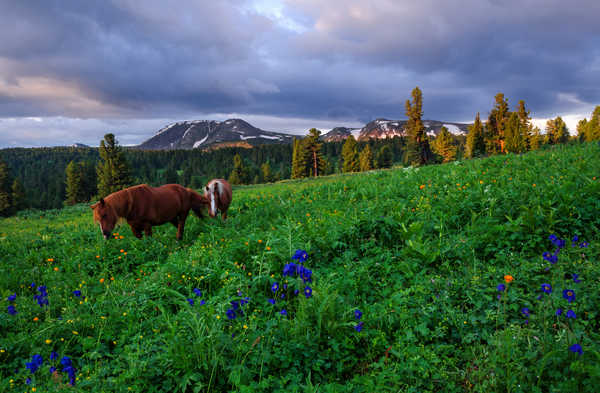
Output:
[
  {"left": 90, "top": 198, "right": 117, "bottom": 239},
  {"left": 204, "top": 183, "right": 218, "bottom": 218}
]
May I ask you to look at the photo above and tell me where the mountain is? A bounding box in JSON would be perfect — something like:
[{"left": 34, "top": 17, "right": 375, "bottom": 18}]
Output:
[
  {"left": 137, "top": 119, "right": 294, "bottom": 150},
  {"left": 321, "top": 119, "right": 470, "bottom": 142},
  {"left": 71, "top": 143, "right": 90, "bottom": 148}
]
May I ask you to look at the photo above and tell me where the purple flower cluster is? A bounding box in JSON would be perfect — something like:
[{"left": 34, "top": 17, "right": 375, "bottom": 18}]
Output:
[
  {"left": 24, "top": 351, "right": 76, "bottom": 385},
  {"left": 354, "top": 309, "right": 364, "bottom": 332},
  {"left": 188, "top": 288, "right": 206, "bottom": 306},
  {"left": 34, "top": 285, "right": 49, "bottom": 307},
  {"left": 60, "top": 356, "right": 77, "bottom": 385},
  {"left": 226, "top": 296, "right": 249, "bottom": 320},
  {"left": 7, "top": 293, "right": 17, "bottom": 315}
]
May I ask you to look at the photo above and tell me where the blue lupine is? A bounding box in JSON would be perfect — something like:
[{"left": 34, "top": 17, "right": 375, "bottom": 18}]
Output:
[
  {"left": 566, "top": 309, "right": 576, "bottom": 319},
  {"left": 563, "top": 289, "right": 576, "bottom": 303},
  {"left": 7, "top": 293, "right": 16, "bottom": 302},
  {"left": 579, "top": 241, "right": 589, "bottom": 248},
  {"left": 72, "top": 290, "right": 82, "bottom": 297},
  {"left": 60, "top": 356, "right": 72, "bottom": 367},
  {"left": 292, "top": 249, "right": 308, "bottom": 263},
  {"left": 355, "top": 309, "right": 363, "bottom": 320},
  {"left": 226, "top": 309, "right": 236, "bottom": 320},
  {"left": 199, "top": 300, "right": 206, "bottom": 305},
  {"left": 569, "top": 343, "right": 583, "bottom": 355},
  {"left": 556, "top": 308, "right": 563, "bottom": 316},
  {"left": 354, "top": 321, "right": 364, "bottom": 332},
  {"left": 572, "top": 235, "right": 579, "bottom": 247},
  {"left": 187, "top": 298, "right": 194, "bottom": 306},
  {"left": 193, "top": 288, "right": 202, "bottom": 297},
  {"left": 268, "top": 298, "right": 276, "bottom": 305},
  {"left": 497, "top": 284, "right": 506, "bottom": 292},
  {"left": 280, "top": 309, "right": 287, "bottom": 316},
  {"left": 7, "top": 305, "right": 17, "bottom": 315},
  {"left": 543, "top": 252, "right": 558, "bottom": 264},
  {"left": 50, "top": 351, "right": 58, "bottom": 361},
  {"left": 521, "top": 308, "right": 530, "bottom": 317},
  {"left": 50, "top": 366, "right": 56, "bottom": 373},
  {"left": 26, "top": 378, "right": 31, "bottom": 385},
  {"left": 572, "top": 273, "right": 581, "bottom": 283}
]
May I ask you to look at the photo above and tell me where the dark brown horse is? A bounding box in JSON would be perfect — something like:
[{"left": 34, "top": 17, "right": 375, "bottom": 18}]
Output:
[
  {"left": 204, "top": 179, "right": 232, "bottom": 220},
  {"left": 91, "top": 184, "right": 209, "bottom": 240}
]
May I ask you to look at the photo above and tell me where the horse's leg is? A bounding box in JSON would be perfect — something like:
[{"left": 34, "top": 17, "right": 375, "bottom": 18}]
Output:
[
  {"left": 177, "top": 212, "right": 188, "bottom": 240},
  {"left": 129, "top": 222, "right": 143, "bottom": 239},
  {"left": 221, "top": 209, "right": 227, "bottom": 221}
]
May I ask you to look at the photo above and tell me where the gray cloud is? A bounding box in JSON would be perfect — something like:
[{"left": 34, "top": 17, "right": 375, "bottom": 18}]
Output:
[{"left": 0, "top": 0, "right": 598, "bottom": 147}]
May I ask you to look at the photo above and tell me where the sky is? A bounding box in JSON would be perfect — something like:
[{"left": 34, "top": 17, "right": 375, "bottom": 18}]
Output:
[{"left": 0, "top": 0, "right": 599, "bottom": 147}]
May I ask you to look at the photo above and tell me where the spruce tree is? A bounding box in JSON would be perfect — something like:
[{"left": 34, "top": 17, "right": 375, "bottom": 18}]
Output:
[
  {"left": 0, "top": 160, "right": 13, "bottom": 216},
  {"left": 291, "top": 138, "right": 308, "bottom": 179},
  {"left": 11, "top": 179, "right": 26, "bottom": 212},
  {"left": 504, "top": 112, "right": 525, "bottom": 153},
  {"left": 228, "top": 154, "right": 246, "bottom": 185},
  {"left": 341, "top": 135, "right": 359, "bottom": 172},
  {"left": 97, "top": 133, "right": 132, "bottom": 197},
  {"left": 375, "top": 145, "right": 393, "bottom": 168},
  {"left": 586, "top": 106, "right": 600, "bottom": 141},
  {"left": 261, "top": 162, "right": 273, "bottom": 183},
  {"left": 466, "top": 113, "right": 485, "bottom": 158},
  {"left": 486, "top": 93, "right": 510, "bottom": 154},
  {"left": 405, "top": 86, "right": 434, "bottom": 166},
  {"left": 546, "top": 117, "right": 569, "bottom": 145},
  {"left": 529, "top": 126, "right": 542, "bottom": 150},
  {"left": 359, "top": 144, "right": 374, "bottom": 171},
  {"left": 577, "top": 119, "right": 589, "bottom": 142},
  {"left": 65, "top": 160, "right": 84, "bottom": 205},
  {"left": 303, "top": 128, "right": 327, "bottom": 177},
  {"left": 432, "top": 126, "right": 457, "bottom": 162},
  {"left": 517, "top": 100, "right": 532, "bottom": 150}
]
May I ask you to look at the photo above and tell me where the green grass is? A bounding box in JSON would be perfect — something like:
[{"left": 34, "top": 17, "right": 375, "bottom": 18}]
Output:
[{"left": 1, "top": 142, "right": 600, "bottom": 392}]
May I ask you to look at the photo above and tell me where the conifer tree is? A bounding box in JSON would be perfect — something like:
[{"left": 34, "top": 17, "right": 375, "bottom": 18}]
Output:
[
  {"left": 586, "top": 106, "right": 600, "bottom": 141},
  {"left": 359, "top": 144, "right": 374, "bottom": 171},
  {"left": 405, "top": 86, "right": 434, "bottom": 166},
  {"left": 303, "top": 128, "right": 327, "bottom": 177},
  {"left": 341, "top": 135, "right": 359, "bottom": 172},
  {"left": 228, "top": 154, "right": 246, "bottom": 185},
  {"left": 261, "top": 162, "right": 273, "bottom": 183},
  {"left": 291, "top": 138, "right": 308, "bottom": 179},
  {"left": 517, "top": 100, "right": 532, "bottom": 150},
  {"left": 11, "top": 179, "right": 26, "bottom": 211},
  {"left": 529, "top": 126, "right": 542, "bottom": 150},
  {"left": 577, "top": 119, "right": 589, "bottom": 142},
  {"left": 486, "top": 93, "right": 510, "bottom": 154},
  {"left": 97, "top": 133, "right": 132, "bottom": 197},
  {"left": 545, "top": 117, "right": 569, "bottom": 145},
  {"left": 65, "top": 160, "right": 84, "bottom": 205},
  {"left": 375, "top": 145, "right": 393, "bottom": 168},
  {"left": 465, "top": 113, "right": 486, "bottom": 158},
  {"left": 0, "top": 160, "right": 13, "bottom": 216},
  {"left": 504, "top": 112, "right": 526, "bottom": 153},
  {"left": 432, "top": 126, "right": 457, "bottom": 162}
]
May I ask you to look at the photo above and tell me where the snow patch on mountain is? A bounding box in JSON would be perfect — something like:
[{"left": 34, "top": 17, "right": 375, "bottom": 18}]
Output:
[{"left": 193, "top": 135, "right": 209, "bottom": 148}]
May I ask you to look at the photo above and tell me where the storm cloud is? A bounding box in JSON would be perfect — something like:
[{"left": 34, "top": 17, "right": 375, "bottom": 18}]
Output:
[{"left": 0, "top": 0, "right": 598, "bottom": 147}]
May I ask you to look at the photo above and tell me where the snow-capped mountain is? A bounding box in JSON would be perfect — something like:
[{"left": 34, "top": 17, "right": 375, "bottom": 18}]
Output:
[
  {"left": 321, "top": 119, "right": 469, "bottom": 142},
  {"left": 137, "top": 119, "right": 294, "bottom": 150}
]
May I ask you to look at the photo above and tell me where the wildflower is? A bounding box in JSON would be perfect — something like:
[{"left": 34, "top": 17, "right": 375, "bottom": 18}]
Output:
[
  {"left": 50, "top": 351, "right": 58, "bottom": 361},
  {"left": 45, "top": 339, "right": 52, "bottom": 344},
  {"left": 271, "top": 282, "right": 279, "bottom": 293},
  {"left": 572, "top": 273, "right": 581, "bottom": 283},
  {"left": 354, "top": 309, "right": 363, "bottom": 320},
  {"left": 497, "top": 284, "right": 506, "bottom": 292},
  {"left": 7, "top": 305, "right": 17, "bottom": 315},
  {"left": 569, "top": 343, "right": 583, "bottom": 355},
  {"left": 26, "top": 354, "right": 43, "bottom": 373},
  {"left": 556, "top": 308, "right": 563, "bottom": 316},
  {"left": 72, "top": 290, "right": 82, "bottom": 297},
  {"left": 563, "top": 289, "right": 576, "bottom": 303},
  {"left": 199, "top": 300, "right": 206, "bottom": 305},
  {"left": 7, "top": 293, "right": 16, "bottom": 302},
  {"left": 521, "top": 308, "right": 530, "bottom": 317},
  {"left": 304, "top": 286, "right": 312, "bottom": 298},
  {"left": 566, "top": 310, "right": 576, "bottom": 319},
  {"left": 187, "top": 298, "right": 194, "bottom": 306},
  {"left": 579, "top": 241, "right": 589, "bottom": 248},
  {"left": 541, "top": 283, "right": 552, "bottom": 294},
  {"left": 291, "top": 249, "right": 308, "bottom": 263},
  {"left": 354, "top": 322, "right": 364, "bottom": 332},
  {"left": 193, "top": 288, "right": 202, "bottom": 297},
  {"left": 30, "top": 282, "right": 36, "bottom": 289},
  {"left": 226, "top": 309, "right": 236, "bottom": 320},
  {"left": 542, "top": 252, "right": 558, "bottom": 264},
  {"left": 280, "top": 309, "right": 287, "bottom": 316},
  {"left": 283, "top": 263, "right": 297, "bottom": 276},
  {"left": 504, "top": 275, "right": 514, "bottom": 283},
  {"left": 50, "top": 366, "right": 56, "bottom": 373},
  {"left": 26, "top": 378, "right": 31, "bottom": 385},
  {"left": 268, "top": 298, "right": 276, "bottom": 305},
  {"left": 572, "top": 235, "right": 579, "bottom": 247}
]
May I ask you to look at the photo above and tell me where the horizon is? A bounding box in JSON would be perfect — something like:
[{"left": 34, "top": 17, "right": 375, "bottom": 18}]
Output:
[{"left": 0, "top": 1, "right": 598, "bottom": 148}]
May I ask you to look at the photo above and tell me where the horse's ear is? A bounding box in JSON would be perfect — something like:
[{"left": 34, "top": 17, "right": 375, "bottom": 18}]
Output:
[
  {"left": 99, "top": 198, "right": 105, "bottom": 206},
  {"left": 90, "top": 202, "right": 98, "bottom": 210}
]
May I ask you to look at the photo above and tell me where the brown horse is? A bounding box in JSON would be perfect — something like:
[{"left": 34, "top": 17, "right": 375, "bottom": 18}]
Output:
[
  {"left": 91, "top": 184, "right": 209, "bottom": 240},
  {"left": 204, "top": 179, "right": 232, "bottom": 220}
]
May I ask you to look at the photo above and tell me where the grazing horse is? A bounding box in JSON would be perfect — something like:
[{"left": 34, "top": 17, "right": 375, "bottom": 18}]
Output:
[
  {"left": 204, "top": 179, "right": 232, "bottom": 220},
  {"left": 91, "top": 184, "right": 209, "bottom": 240}
]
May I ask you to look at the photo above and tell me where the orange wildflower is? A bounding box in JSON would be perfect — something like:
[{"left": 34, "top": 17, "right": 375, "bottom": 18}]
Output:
[
  {"left": 419, "top": 184, "right": 425, "bottom": 189},
  {"left": 33, "top": 317, "right": 39, "bottom": 322},
  {"left": 504, "top": 275, "right": 514, "bottom": 283},
  {"left": 99, "top": 278, "right": 105, "bottom": 283}
]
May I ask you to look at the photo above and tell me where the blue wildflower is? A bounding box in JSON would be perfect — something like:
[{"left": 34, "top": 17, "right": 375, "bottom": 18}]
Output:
[
  {"left": 283, "top": 263, "right": 297, "bottom": 276},
  {"left": 572, "top": 235, "right": 579, "bottom": 247},
  {"left": 268, "top": 298, "right": 276, "bottom": 305},
  {"left": 26, "top": 354, "right": 43, "bottom": 373},
  {"left": 569, "top": 343, "right": 583, "bottom": 355},
  {"left": 354, "top": 321, "right": 364, "bottom": 332},
  {"left": 280, "top": 309, "right": 287, "bottom": 316},
  {"left": 541, "top": 283, "right": 552, "bottom": 294},
  {"left": 304, "top": 286, "right": 312, "bottom": 298},
  {"left": 7, "top": 305, "right": 17, "bottom": 315},
  {"left": 7, "top": 293, "right": 16, "bottom": 302},
  {"left": 30, "top": 282, "right": 35, "bottom": 289},
  {"left": 193, "top": 288, "right": 202, "bottom": 297},
  {"left": 542, "top": 252, "right": 558, "bottom": 264},
  {"left": 50, "top": 351, "right": 58, "bottom": 361},
  {"left": 26, "top": 378, "right": 31, "bottom": 385},
  {"left": 355, "top": 309, "right": 363, "bottom": 320},
  {"left": 226, "top": 309, "right": 236, "bottom": 320},
  {"left": 72, "top": 290, "right": 82, "bottom": 297},
  {"left": 240, "top": 297, "right": 250, "bottom": 305},
  {"left": 566, "top": 309, "right": 576, "bottom": 319},
  {"left": 521, "top": 307, "right": 530, "bottom": 317},
  {"left": 579, "top": 241, "right": 589, "bottom": 248},
  {"left": 230, "top": 300, "right": 240, "bottom": 310},
  {"left": 60, "top": 356, "right": 72, "bottom": 367},
  {"left": 572, "top": 273, "right": 581, "bottom": 283},
  {"left": 50, "top": 366, "right": 56, "bottom": 373},
  {"left": 294, "top": 289, "right": 299, "bottom": 296},
  {"left": 292, "top": 249, "right": 308, "bottom": 263},
  {"left": 563, "top": 289, "right": 576, "bottom": 303},
  {"left": 497, "top": 284, "right": 506, "bottom": 292},
  {"left": 199, "top": 300, "right": 206, "bottom": 305},
  {"left": 556, "top": 308, "right": 563, "bottom": 316},
  {"left": 280, "top": 293, "right": 285, "bottom": 299},
  {"left": 271, "top": 282, "right": 279, "bottom": 293},
  {"left": 187, "top": 298, "right": 194, "bottom": 306}
]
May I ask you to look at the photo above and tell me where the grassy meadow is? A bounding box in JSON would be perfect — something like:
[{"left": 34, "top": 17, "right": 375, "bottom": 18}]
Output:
[{"left": 1, "top": 142, "right": 600, "bottom": 392}]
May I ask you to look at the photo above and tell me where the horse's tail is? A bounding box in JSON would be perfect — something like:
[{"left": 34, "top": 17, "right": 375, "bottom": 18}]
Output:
[{"left": 188, "top": 188, "right": 209, "bottom": 218}]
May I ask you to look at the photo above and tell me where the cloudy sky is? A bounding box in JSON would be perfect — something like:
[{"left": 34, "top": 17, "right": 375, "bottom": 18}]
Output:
[{"left": 0, "top": 0, "right": 598, "bottom": 147}]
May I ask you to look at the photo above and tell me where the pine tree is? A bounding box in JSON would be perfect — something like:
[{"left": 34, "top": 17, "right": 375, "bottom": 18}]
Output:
[
  {"left": 577, "top": 119, "right": 589, "bottom": 142},
  {"left": 504, "top": 112, "right": 526, "bottom": 153},
  {"left": 303, "top": 128, "right": 327, "bottom": 177},
  {"left": 405, "top": 86, "right": 434, "bottom": 166},
  {"left": 97, "top": 133, "right": 132, "bottom": 197},
  {"left": 359, "top": 144, "right": 374, "bottom": 171},
  {"left": 432, "top": 126, "right": 457, "bottom": 162},
  {"left": 291, "top": 138, "right": 308, "bottom": 179},
  {"left": 261, "top": 162, "right": 273, "bottom": 183},
  {"left": 65, "top": 161, "right": 84, "bottom": 205},
  {"left": 375, "top": 145, "right": 393, "bottom": 168},
  {"left": 0, "top": 160, "right": 13, "bottom": 216},
  {"left": 517, "top": 100, "right": 532, "bottom": 150},
  {"left": 486, "top": 93, "right": 510, "bottom": 154},
  {"left": 529, "top": 126, "right": 542, "bottom": 150},
  {"left": 586, "top": 106, "right": 600, "bottom": 141},
  {"left": 341, "top": 135, "right": 359, "bottom": 172},
  {"left": 465, "top": 113, "right": 486, "bottom": 158},
  {"left": 228, "top": 154, "right": 246, "bottom": 185},
  {"left": 546, "top": 117, "right": 569, "bottom": 145},
  {"left": 11, "top": 179, "right": 26, "bottom": 212}
]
